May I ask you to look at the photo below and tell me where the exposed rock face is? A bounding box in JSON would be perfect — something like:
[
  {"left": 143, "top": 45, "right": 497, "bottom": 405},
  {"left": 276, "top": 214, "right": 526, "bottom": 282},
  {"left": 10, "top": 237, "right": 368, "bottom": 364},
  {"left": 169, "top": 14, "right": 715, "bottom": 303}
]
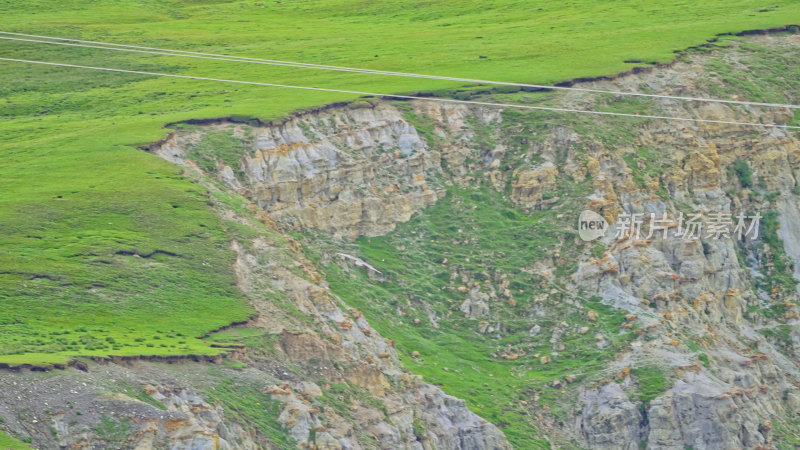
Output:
[
  {"left": 580, "top": 383, "right": 643, "bottom": 449},
  {"left": 154, "top": 102, "right": 445, "bottom": 239},
  {"left": 511, "top": 162, "right": 559, "bottom": 209},
  {"left": 152, "top": 99, "right": 513, "bottom": 240},
  {"left": 561, "top": 34, "right": 800, "bottom": 448},
  {"left": 645, "top": 373, "right": 772, "bottom": 449},
  {"left": 0, "top": 365, "right": 260, "bottom": 450},
  {"left": 460, "top": 286, "right": 491, "bottom": 319},
  {"left": 411, "top": 384, "right": 510, "bottom": 450}
]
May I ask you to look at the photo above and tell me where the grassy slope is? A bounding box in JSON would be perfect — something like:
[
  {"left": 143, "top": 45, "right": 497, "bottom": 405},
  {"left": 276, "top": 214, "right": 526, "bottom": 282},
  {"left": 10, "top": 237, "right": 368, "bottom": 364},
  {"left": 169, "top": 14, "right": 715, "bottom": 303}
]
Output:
[
  {"left": 0, "top": 430, "right": 30, "bottom": 450},
  {"left": 1, "top": 0, "right": 799, "bottom": 363}
]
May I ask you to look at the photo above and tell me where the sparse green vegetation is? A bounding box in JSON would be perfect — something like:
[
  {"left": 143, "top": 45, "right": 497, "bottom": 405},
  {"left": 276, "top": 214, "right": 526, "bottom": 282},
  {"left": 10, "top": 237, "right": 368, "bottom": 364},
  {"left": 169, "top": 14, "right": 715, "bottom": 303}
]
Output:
[
  {"left": 704, "top": 43, "right": 800, "bottom": 107},
  {"left": 318, "top": 382, "right": 390, "bottom": 425},
  {"left": 412, "top": 417, "right": 428, "bottom": 441},
  {"left": 397, "top": 103, "right": 438, "bottom": 148},
  {"left": 123, "top": 385, "right": 167, "bottom": 410},
  {"left": 185, "top": 129, "right": 248, "bottom": 174},
  {"left": 622, "top": 146, "right": 673, "bottom": 197},
  {"left": 760, "top": 324, "right": 794, "bottom": 353},
  {"left": 631, "top": 366, "right": 669, "bottom": 407},
  {"left": 203, "top": 378, "right": 293, "bottom": 447},
  {"left": 92, "top": 416, "right": 133, "bottom": 446},
  {"left": 0, "top": 431, "right": 31, "bottom": 450},
  {"left": 752, "top": 210, "right": 799, "bottom": 319},
  {"left": 733, "top": 160, "right": 754, "bottom": 188},
  {"left": 772, "top": 415, "right": 800, "bottom": 449}
]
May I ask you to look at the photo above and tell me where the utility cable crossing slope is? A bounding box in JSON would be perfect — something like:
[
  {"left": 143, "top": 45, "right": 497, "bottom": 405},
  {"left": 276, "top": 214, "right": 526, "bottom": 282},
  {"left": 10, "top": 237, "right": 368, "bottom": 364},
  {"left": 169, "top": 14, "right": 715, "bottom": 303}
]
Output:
[{"left": 1, "top": 56, "right": 798, "bottom": 130}]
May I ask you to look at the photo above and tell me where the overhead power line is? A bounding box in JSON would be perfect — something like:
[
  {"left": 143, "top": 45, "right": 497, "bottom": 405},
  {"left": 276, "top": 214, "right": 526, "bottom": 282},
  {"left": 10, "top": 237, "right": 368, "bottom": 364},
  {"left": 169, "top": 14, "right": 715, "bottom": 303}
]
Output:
[
  {"left": 1, "top": 56, "right": 797, "bottom": 130},
  {"left": 1, "top": 31, "right": 799, "bottom": 110}
]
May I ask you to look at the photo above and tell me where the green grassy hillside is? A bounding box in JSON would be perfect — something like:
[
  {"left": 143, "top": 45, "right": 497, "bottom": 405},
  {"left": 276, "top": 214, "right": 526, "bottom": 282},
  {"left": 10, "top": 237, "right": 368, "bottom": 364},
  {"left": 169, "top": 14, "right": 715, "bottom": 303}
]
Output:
[{"left": 1, "top": 0, "right": 799, "bottom": 364}]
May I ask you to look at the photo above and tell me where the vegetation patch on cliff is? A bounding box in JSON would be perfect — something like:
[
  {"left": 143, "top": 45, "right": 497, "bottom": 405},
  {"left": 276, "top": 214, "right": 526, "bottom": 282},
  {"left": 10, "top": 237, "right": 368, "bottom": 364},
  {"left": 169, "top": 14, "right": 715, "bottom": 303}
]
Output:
[
  {"left": 324, "top": 182, "right": 638, "bottom": 447},
  {"left": 203, "top": 378, "right": 293, "bottom": 448}
]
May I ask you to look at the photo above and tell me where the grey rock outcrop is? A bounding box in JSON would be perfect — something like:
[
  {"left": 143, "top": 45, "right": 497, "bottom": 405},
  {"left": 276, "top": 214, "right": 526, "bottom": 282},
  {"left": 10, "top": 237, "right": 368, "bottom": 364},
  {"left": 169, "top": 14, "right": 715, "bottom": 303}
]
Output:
[{"left": 580, "top": 383, "right": 643, "bottom": 449}]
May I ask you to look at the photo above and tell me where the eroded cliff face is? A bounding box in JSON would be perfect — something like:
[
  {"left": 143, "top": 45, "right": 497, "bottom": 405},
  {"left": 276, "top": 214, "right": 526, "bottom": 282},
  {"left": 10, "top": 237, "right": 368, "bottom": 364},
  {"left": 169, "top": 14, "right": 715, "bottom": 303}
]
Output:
[
  {"left": 143, "top": 33, "right": 800, "bottom": 449},
  {"left": 154, "top": 102, "right": 447, "bottom": 239},
  {"left": 563, "top": 35, "right": 800, "bottom": 448},
  {"left": 3, "top": 33, "right": 800, "bottom": 449}
]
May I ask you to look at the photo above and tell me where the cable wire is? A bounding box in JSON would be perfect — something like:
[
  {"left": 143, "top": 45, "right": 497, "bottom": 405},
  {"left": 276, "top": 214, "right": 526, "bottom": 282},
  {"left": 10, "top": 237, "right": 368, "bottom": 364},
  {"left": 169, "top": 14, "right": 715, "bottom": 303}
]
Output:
[{"left": 2, "top": 56, "right": 797, "bottom": 130}]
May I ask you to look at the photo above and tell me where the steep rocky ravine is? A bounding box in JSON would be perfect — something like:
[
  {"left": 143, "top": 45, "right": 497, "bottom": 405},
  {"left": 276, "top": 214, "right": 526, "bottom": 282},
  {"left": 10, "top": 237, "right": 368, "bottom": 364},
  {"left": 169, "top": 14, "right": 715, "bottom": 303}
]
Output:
[{"left": 2, "top": 33, "right": 800, "bottom": 449}]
